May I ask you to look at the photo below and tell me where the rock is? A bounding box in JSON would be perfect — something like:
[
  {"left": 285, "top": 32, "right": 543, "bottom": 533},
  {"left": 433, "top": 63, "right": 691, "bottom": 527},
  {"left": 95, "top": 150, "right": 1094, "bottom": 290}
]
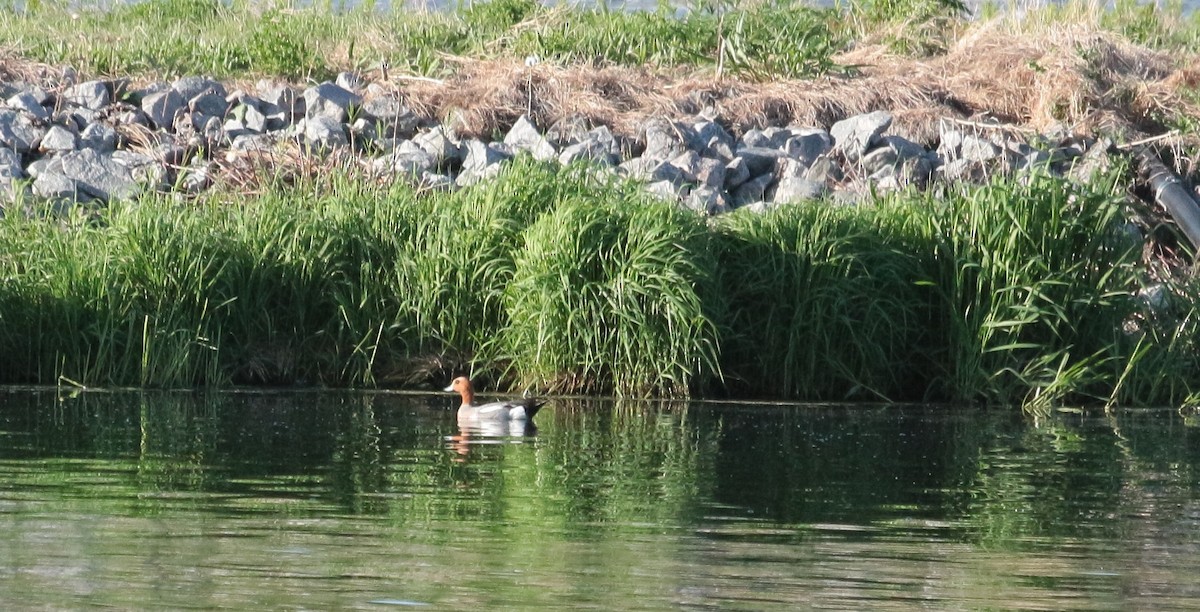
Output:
[
  {"left": 80, "top": 122, "right": 117, "bottom": 151},
  {"left": 831, "top": 111, "right": 892, "bottom": 162},
  {"left": 189, "top": 92, "right": 228, "bottom": 119},
  {"left": 0, "top": 109, "right": 44, "bottom": 153},
  {"left": 419, "top": 172, "right": 455, "bottom": 192},
  {"left": 258, "top": 82, "right": 304, "bottom": 119},
  {"left": 684, "top": 186, "right": 730, "bottom": 215},
  {"left": 939, "top": 158, "right": 988, "bottom": 183},
  {"left": 1067, "top": 138, "right": 1114, "bottom": 182},
  {"left": 180, "top": 162, "right": 215, "bottom": 194},
  {"left": 456, "top": 139, "right": 513, "bottom": 186},
  {"left": 559, "top": 127, "right": 620, "bottom": 166},
  {"left": 112, "top": 150, "right": 168, "bottom": 191},
  {"left": 503, "top": 115, "right": 556, "bottom": 162},
  {"left": 772, "top": 176, "right": 825, "bottom": 203},
  {"left": 303, "top": 82, "right": 363, "bottom": 122},
  {"left": 5, "top": 91, "right": 50, "bottom": 121},
  {"left": 33, "top": 171, "right": 82, "bottom": 201},
  {"left": 229, "top": 133, "right": 278, "bottom": 153},
  {"left": 731, "top": 173, "right": 774, "bottom": 207},
  {"left": 642, "top": 118, "right": 693, "bottom": 162},
  {"left": 141, "top": 90, "right": 185, "bottom": 130},
  {"left": 336, "top": 71, "right": 362, "bottom": 92},
  {"left": 693, "top": 120, "right": 734, "bottom": 152},
  {"left": 783, "top": 129, "right": 833, "bottom": 166},
  {"left": 724, "top": 157, "right": 751, "bottom": 190},
  {"left": 735, "top": 147, "right": 787, "bottom": 177},
  {"left": 861, "top": 146, "right": 899, "bottom": 176},
  {"left": 645, "top": 179, "right": 685, "bottom": 200},
  {"left": 378, "top": 147, "right": 436, "bottom": 176},
  {"left": 238, "top": 103, "right": 267, "bottom": 133},
  {"left": 361, "top": 95, "right": 419, "bottom": 138},
  {"left": 960, "top": 134, "right": 1003, "bottom": 162},
  {"left": 302, "top": 115, "right": 348, "bottom": 149},
  {"left": 46, "top": 148, "right": 140, "bottom": 201},
  {"left": 39, "top": 125, "right": 78, "bottom": 153},
  {"left": 0, "top": 147, "right": 22, "bottom": 179},
  {"left": 64, "top": 80, "right": 110, "bottom": 110},
  {"left": 805, "top": 154, "right": 843, "bottom": 185},
  {"left": 667, "top": 150, "right": 725, "bottom": 190},
  {"left": 172, "top": 76, "right": 226, "bottom": 102},
  {"left": 413, "top": 125, "right": 461, "bottom": 168},
  {"left": 740, "top": 126, "right": 792, "bottom": 150}
]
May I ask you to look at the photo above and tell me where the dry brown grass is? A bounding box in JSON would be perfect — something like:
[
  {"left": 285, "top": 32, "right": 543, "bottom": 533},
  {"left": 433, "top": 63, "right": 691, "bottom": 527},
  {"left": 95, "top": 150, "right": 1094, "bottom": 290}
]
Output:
[{"left": 374, "top": 22, "right": 1200, "bottom": 148}]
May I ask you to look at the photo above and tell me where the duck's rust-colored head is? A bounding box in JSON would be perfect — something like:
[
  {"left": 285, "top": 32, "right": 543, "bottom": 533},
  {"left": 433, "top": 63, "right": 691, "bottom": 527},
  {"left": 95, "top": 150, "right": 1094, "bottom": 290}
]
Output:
[{"left": 444, "top": 376, "right": 476, "bottom": 407}]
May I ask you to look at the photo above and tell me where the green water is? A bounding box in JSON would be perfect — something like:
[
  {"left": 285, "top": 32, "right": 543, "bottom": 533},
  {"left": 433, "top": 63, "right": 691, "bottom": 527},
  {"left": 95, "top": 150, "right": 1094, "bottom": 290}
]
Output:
[{"left": 0, "top": 389, "right": 1198, "bottom": 609}]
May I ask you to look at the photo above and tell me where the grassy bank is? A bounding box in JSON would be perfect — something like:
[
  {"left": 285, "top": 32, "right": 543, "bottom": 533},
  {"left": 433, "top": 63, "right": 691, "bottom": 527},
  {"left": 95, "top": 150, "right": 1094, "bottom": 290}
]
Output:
[{"left": 0, "top": 158, "right": 1189, "bottom": 409}]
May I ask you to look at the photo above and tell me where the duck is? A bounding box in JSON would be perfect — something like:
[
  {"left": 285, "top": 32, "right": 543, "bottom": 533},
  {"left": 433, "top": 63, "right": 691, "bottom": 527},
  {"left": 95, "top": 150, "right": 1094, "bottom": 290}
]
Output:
[{"left": 444, "top": 376, "right": 546, "bottom": 424}]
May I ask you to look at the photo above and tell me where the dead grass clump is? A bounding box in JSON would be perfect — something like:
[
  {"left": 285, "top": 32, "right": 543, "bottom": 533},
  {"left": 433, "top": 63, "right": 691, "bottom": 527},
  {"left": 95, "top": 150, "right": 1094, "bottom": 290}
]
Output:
[{"left": 373, "top": 21, "right": 1199, "bottom": 148}]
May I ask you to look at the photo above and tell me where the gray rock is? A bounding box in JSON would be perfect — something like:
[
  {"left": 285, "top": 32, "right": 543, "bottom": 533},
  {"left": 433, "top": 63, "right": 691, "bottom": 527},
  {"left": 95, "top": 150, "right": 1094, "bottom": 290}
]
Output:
[
  {"left": 5, "top": 91, "right": 50, "bottom": 121},
  {"left": 361, "top": 96, "right": 419, "bottom": 138},
  {"left": 25, "top": 157, "right": 53, "bottom": 179},
  {"left": 559, "top": 127, "right": 619, "bottom": 166},
  {"left": 645, "top": 179, "right": 685, "bottom": 200},
  {"left": 939, "top": 158, "right": 988, "bottom": 183},
  {"left": 304, "top": 82, "right": 363, "bottom": 122},
  {"left": 201, "top": 115, "right": 224, "bottom": 143},
  {"left": 740, "top": 126, "right": 792, "bottom": 150},
  {"left": 724, "top": 157, "right": 751, "bottom": 190},
  {"left": 667, "top": 150, "right": 725, "bottom": 190},
  {"left": 735, "top": 147, "right": 787, "bottom": 177},
  {"left": 693, "top": 120, "right": 734, "bottom": 152},
  {"left": 503, "top": 115, "right": 556, "bottom": 162},
  {"left": 117, "top": 109, "right": 149, "bottom": 128},
  {"left": 420, "top": 172, "right": 455, "bottom": 192},
  {"left": 189, "top": 92, "right": 228, "bottom": 119},
  {"left": 0, "top": 146, "right": 22, "bottom": 179},
  {"left": 180, "top": 162, "right": 215, "bottom": 194},
  {"left": 40, "top": 125, "right": 78, "bottom": 153},
  {"left": 335, "top": 71, "right": 362, "bottom": 92},
  {"left": 258, "top": 83, "right": 304, "bottom": 119},
  {"left": 58, "top": 148, "right": 145, "bottom": 201},
  {"left": 239, "top": 103, "right": 267, "bottom": 133},
  {"left": 172, "top": 76, "right": 226, "bottom": 102},
  {"left": 457, "top": 139, "right": 513, "bottom": 186},
  {"left": 64, "top": 80, "right": 110, "bottom": 110},
  {"left": 960, "top": 134, "right": 1003, "bottom": 163},
  {"left": 805, "top": 154, "right": 843, "bottom": 185},
  {"left": 783, "top": 130, "right": 833, "bottom": 165},
  {"left": 230, "top": 133, "right": 278, "bottom": 153},
  {"left": 33, "top": 171, "right": 81, "bottom": 201},
  {"left": 223, "top": 119, "right": 251, "bottom": 141},
  {"left": 141, "top": 90, "right": 185, "bottom": 130},
  {"left": 413, "top": 125, "right": 461, "bottom": 167},
  {"left": 831, "top": 111, "right": 892, "bottom": 162},
  {"left": 1067, "top": 138, "right": 1114, "bottom": 183},
  {"left": 684, "top": 186, "right": 730, "bottom": 216},
  {"left": 80, "top": 122, "right": 117, "bottom": 151},
  {"left": 642, "top": 118, "right": 693, "bottom": 162},
  {"left": 772, "top": 176, "right": 825, "bottom": 203},
  {"left": 861, "top": 146, "right": 899, "bottom": 176},
  {"left": 379, "top": 148, "right": 436, "bottom": 176},
  {"left": 0, "top": 109, "right": 44, "bottom": 153},
  {"left": 112, "top": 150, "right": 167, "bottom": 191},
  {"left": 732, "top": 173, "right": 774, "bottom": 207},
  {"left": 302, "top": 115, "right": 349, "bottom": 149}
]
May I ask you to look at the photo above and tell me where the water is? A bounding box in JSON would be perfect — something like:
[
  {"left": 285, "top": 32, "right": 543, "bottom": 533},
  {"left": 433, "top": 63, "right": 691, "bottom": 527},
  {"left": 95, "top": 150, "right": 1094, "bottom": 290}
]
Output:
[{"left": 1, "top": 389, "right": 1199, "bottom": 609}]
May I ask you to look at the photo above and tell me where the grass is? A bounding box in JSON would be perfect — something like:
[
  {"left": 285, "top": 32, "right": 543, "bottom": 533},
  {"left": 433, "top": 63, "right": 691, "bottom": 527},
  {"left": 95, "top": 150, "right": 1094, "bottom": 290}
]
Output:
[
  {"left": 0, "top": 158, "right": 1194, "bottom": 409},
  {"left": 0, "top": 0, "right": 847, "bottom": 81}
]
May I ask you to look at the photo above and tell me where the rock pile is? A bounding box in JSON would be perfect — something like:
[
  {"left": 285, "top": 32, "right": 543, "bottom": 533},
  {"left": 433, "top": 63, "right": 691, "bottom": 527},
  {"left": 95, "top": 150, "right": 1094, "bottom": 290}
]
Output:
[{"left": 0, "top": 71, "right": 1116, "bottom": 214}]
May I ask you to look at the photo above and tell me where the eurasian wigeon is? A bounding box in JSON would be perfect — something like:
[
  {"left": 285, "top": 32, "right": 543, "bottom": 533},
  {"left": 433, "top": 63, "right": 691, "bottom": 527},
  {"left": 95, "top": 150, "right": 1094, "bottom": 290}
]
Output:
[{"left": 444, "top": 376, "right": 546, "bottom": 423}]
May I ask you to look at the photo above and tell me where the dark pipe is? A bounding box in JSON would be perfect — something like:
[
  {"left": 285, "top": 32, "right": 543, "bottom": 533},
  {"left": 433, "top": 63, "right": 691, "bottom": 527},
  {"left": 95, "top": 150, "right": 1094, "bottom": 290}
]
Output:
[{"left": 1135, "top": 146, "right": 1200, "bottom": 249}]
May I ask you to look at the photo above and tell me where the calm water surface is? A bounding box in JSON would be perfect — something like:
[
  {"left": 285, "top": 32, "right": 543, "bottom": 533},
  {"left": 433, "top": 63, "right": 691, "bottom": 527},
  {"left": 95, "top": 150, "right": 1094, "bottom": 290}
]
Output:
[{"left": 0, "top": 389, "right": 1198, "bottom": 609}]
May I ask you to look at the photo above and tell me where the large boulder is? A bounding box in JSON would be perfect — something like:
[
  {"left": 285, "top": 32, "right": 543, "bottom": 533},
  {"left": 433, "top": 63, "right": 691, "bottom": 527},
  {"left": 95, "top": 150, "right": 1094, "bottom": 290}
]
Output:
[{"left": 831, "top": 111, "right": 892, "bottom": 162}]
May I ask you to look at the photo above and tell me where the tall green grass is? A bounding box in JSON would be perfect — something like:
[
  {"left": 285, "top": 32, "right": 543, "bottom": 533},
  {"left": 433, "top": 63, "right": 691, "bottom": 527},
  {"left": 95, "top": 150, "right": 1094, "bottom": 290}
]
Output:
[{"left": 0, "top": 160, "right": 1195, "bottom": 408}]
